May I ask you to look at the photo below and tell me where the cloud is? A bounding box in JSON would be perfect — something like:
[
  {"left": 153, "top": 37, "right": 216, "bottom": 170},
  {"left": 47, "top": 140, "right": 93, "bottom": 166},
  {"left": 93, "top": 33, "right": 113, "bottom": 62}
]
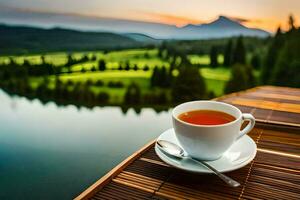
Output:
[
  {"left": 0, "top": 5, "right": 123, "bottom": 22},
  {"left": 137, "top": 11, "right": 203, "bottom": 26},
  {"left": 229, "top": 16, "right": 262, "bottom": 24}
]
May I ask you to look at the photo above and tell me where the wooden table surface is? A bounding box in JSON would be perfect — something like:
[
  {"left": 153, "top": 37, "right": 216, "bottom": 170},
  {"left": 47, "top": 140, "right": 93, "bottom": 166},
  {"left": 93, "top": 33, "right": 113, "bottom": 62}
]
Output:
[{"left": 75, "top": 86, "right": 300, "bottom": 200}]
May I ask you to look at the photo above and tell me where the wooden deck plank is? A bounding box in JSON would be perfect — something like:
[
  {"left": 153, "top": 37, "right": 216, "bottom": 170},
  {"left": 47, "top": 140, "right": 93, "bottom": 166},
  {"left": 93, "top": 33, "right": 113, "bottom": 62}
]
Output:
[{"left": 217, "top": 86, "right": 300, "bottom": 126}]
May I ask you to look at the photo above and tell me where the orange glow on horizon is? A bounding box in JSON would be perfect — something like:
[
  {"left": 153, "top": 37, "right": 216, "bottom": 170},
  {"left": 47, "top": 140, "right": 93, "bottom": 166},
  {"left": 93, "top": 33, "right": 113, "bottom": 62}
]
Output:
[
  {"left": 5, "top": 4, "right": 300, "bottom": 33},
  {"left": 132, "top": 11, "right": 299, "bottom": 32},
  {"left": 137, "top": 12, "right": 204, "bottom": 27},
  {"left": 1, "top": 0, "right": 299, "bottom": 33},
  {"left": 242, "top": 18, "right": 299, "bottom": 32},
  {"left": 138, "top": 13, "right": 299, "bottom": 32}
]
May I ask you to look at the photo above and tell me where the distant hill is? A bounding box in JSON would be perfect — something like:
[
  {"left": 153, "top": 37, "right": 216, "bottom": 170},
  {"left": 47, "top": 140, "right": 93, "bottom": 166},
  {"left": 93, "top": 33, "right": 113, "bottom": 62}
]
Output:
[
  {"left": 123, "top": 33, "right": 160, "bottom": 44},
  {"left": 179, "top": 16, "right": 269, "bottom": 39},
  {"left": 0, "top": 15, "right": 270, "bottom": 54},
  {"left": 0, "top": 25, "right": 143, "bottom": 54},
  {"left": 0, "top": 8, "right": 271, "bottom": 40}
]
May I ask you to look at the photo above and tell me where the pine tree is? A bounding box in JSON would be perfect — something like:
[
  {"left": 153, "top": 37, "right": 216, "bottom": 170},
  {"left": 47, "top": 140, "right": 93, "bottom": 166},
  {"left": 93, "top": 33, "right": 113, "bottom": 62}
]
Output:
[
  {"left": 98, "top": 59, "right": 106, "bottom": 71},
  {"left": 46, "top": 63, "right": 54, "bottom": 75},
  {"left": 82, "top": 54, "right": 89, "bottom": 62},
  {"left": 225, "top": 64, "right": 255, "bottom": 94},
  {"left": 232, "top": 36, "right": 246, "bottom": 65},
  {"left": 210, "top": 46, "right": 218, "bottom": 67},
  {"left": 143, "top": 65, "right": 149, "bottom": 71},
  {"left": 81, "top": 67, "right": 86, "bottom": 73},
  {"left": 172, "top": 66, "right": 206, "bottom": 103},
  {"left": 158, "top": 41, "right": 167, "bottom": 58},
  {"left": 250, "top": 54, "right": 261, "bottom": 69},
  {"left": 125, "top": 62, "right": 130, "bottom": 71},
  {"left": 261, "top": 27, "right": 285, "bottom": 84},
  {"left": 23, "top": 59, "right": 30, "bottom": 67},
  {"left": 91, "top": 66, "right": 97, "bottom": 72},
  {"left": 150, "top": 66, "right": 159, "bottom": 87},
  {"left": 124, "top": 82, "right": 141, "bottom": 104},
  {"left": 91, "top": 54, "right": 97, "bottom": 61},
  {"left": 160, "top": 66, "right": 169, "bottom": 87},
  {"left": 97, "top": 92, "right": 109, "bottom": 103},
  {"left": 118, "top": 64, "right": 123, "bottom": 71},
  {"left": 270, "top": 28, "right": 300, "bottom": 87},
  {"left": 224, "top": 39, "right": 233, "bottom": 66},
  {"left": 144, "top": 52, "right": 150, "bottom": 58},
  {"left": 168, "top": 63, "right": 175, "bottom": 87},
  {"left": 66, "top": 54, "right": 74, "bottom": 66},
  {"left": 41, "top": 55, "right": 46, "bottom": 64},
  {"left": 289, "top": 14, "right": 296, "bottom": 31},
  {"left": 158, "top": 49, "right": 163, "bottom": 58}
]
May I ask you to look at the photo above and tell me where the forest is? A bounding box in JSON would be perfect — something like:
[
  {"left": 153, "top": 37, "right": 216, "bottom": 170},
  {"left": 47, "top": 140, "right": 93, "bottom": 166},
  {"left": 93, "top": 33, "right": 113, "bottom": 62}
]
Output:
[{"left": 0, "top": 16, "right": 299, "bottom": 111}]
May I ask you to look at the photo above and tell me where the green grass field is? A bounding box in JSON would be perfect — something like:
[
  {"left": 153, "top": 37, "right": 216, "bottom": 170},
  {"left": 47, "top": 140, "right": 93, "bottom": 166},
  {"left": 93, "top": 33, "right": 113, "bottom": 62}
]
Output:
[
  {"left": 0, "top": 49, "right": 170, "bottom": 70},
  {"left": 189, "top": 54, "right": 224, "bottom": 65},
  {"left": 1, "top": 49, "right": 251, "bottom": 103}
]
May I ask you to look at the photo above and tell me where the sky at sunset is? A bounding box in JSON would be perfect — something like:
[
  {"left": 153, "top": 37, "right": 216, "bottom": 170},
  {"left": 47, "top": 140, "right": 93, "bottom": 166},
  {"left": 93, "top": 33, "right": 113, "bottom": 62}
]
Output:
[{"left": 1, "top": 0, "right": 299, "bottom": 32}]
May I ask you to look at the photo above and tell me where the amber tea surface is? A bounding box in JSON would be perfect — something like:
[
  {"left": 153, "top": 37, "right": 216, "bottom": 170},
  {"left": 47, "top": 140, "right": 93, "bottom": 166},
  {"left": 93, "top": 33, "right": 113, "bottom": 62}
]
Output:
[{"left": 178, "top": 110, "right": 236, "bottom": 125}]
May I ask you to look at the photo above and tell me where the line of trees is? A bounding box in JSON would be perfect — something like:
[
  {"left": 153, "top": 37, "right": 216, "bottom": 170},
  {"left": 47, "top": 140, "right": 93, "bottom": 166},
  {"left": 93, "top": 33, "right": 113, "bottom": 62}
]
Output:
[
  {"left": 116, "top": 63, "right": 150, "bottom": 71},
  {"left": 124, "top": 82, "right": 169, "bottom": 105},
  {"left": 207, "top": 36, "right": 256, "bottom": 94},
  {"left": 261, "top": 18, "right": 300, "bottom": 87},
  {"left": 217, "top": 36, "right": 247, "bottom": 67},
  {"left": 151, "top": 53, "right": 208, "bottom": 103},
  {"left": 0, "top": 76, "right": 110, "bottom": 107},
  {"left": 223, "top": 36, "right": 255, "bottom": 93},
  {"left": 150, "top": 66, "right": 172, "bottom": 88},
  {"left": 2, "top": 15, "right": 298, "bottom": 109},
  {"left": 209, "top": 46, "right": 219, "bottom": 67},
  {"left": 0, "top": 56, "right": 157, "bottom": 81},
  {"left": 65, "top": 54, "right": 95, "bottom": 67},
  {"left": 172, "top": 63, "right": 206, "bottom": 102},
  {"left": 0, "top": 58, "right": 57, "bottom": 79}
]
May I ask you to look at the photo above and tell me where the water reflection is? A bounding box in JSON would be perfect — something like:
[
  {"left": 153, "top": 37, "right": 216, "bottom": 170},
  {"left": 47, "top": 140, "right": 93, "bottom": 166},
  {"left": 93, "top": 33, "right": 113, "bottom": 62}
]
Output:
[
  {"left": 0, "top": 89, "right": 172, "bottom": 200},
  {"left": 3, "top": 88, "right": 171, "bottom": 115}
]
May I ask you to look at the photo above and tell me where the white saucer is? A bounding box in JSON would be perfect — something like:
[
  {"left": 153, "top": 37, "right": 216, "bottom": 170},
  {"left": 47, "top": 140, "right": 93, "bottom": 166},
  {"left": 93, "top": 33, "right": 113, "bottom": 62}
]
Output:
[{"left": 155, "top": 128, "right": 257, "bottom": 173}]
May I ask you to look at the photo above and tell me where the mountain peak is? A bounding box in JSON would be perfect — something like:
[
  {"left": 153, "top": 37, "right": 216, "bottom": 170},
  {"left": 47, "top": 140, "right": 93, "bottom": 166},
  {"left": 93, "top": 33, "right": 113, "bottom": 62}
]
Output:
[
  {"left": 217, "top": 15, "right": 231, "bottom": 21},
  {"left": 180, "top": 15, "right": 269, "bottom": 39},
  {"left": 183, "top": 15, "right": 245, "bottom": 29},
  {"left": 206, "top": 15, "right": 244, "bottom": 28}
]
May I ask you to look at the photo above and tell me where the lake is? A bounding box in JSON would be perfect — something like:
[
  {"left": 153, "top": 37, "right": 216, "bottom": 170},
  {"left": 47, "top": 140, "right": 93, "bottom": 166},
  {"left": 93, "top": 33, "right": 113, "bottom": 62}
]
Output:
[{"left": 0, "top": 89, "right": 172, "bottom": 199}]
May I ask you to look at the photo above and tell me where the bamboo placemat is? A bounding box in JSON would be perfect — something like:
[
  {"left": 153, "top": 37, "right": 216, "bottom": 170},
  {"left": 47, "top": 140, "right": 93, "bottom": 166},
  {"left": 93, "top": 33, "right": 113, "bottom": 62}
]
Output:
[
  {"left": 216, "top": 86, "right": 300, "bottom": 126},
  {"left": 75, "top": 86, "right": 300, "bottom": 200}
]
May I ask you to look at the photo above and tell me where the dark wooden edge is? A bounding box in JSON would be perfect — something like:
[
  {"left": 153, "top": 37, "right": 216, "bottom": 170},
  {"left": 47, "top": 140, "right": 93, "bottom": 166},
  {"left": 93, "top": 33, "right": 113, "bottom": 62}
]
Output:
[
  {"left": 74, "top": 140, "right": 155, "bottom": 200},
  {"left": 214, "top": 85, "right": 300, "bottom": 101},
  {"left": 255, "top": 121, "right": 300, "bottom": 132},
  {"left": 256, "top": 85, "right": 300, "bottom": 92},
  {"left": 212, "top": 87, "right": 259, "bottom": 101},
  {"left": 256, "top": 119, "right": 300, "bottom": 128}
]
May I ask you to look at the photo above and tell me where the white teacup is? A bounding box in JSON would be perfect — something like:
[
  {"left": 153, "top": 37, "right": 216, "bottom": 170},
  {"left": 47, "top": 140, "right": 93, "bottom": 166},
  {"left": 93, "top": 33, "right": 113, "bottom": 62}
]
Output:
[{"left": 172, "top": 101, "right": 255, "bottom": 161}]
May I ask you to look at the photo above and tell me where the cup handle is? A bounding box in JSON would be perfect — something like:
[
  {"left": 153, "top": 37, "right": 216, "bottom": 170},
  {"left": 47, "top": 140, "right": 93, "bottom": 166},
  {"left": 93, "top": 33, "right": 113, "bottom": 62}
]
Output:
[{"left": 237, "top": 113, "right": 255, "bottom": 140}]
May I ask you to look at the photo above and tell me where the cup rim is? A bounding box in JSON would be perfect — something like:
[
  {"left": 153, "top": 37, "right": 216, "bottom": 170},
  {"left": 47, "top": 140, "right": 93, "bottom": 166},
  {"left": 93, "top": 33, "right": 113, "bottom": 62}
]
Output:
[{"left": 172, "top": 100, "right": 242, "bottom": 127}]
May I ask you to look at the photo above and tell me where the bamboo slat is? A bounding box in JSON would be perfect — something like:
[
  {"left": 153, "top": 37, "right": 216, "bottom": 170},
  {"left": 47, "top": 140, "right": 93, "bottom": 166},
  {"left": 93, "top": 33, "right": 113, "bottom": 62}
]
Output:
[
  {"left": 217, "top": 86, "right": 300, "bottom": 126},
  {"left": 75, "top": 86, "right": 300, "bottom": 200}
]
